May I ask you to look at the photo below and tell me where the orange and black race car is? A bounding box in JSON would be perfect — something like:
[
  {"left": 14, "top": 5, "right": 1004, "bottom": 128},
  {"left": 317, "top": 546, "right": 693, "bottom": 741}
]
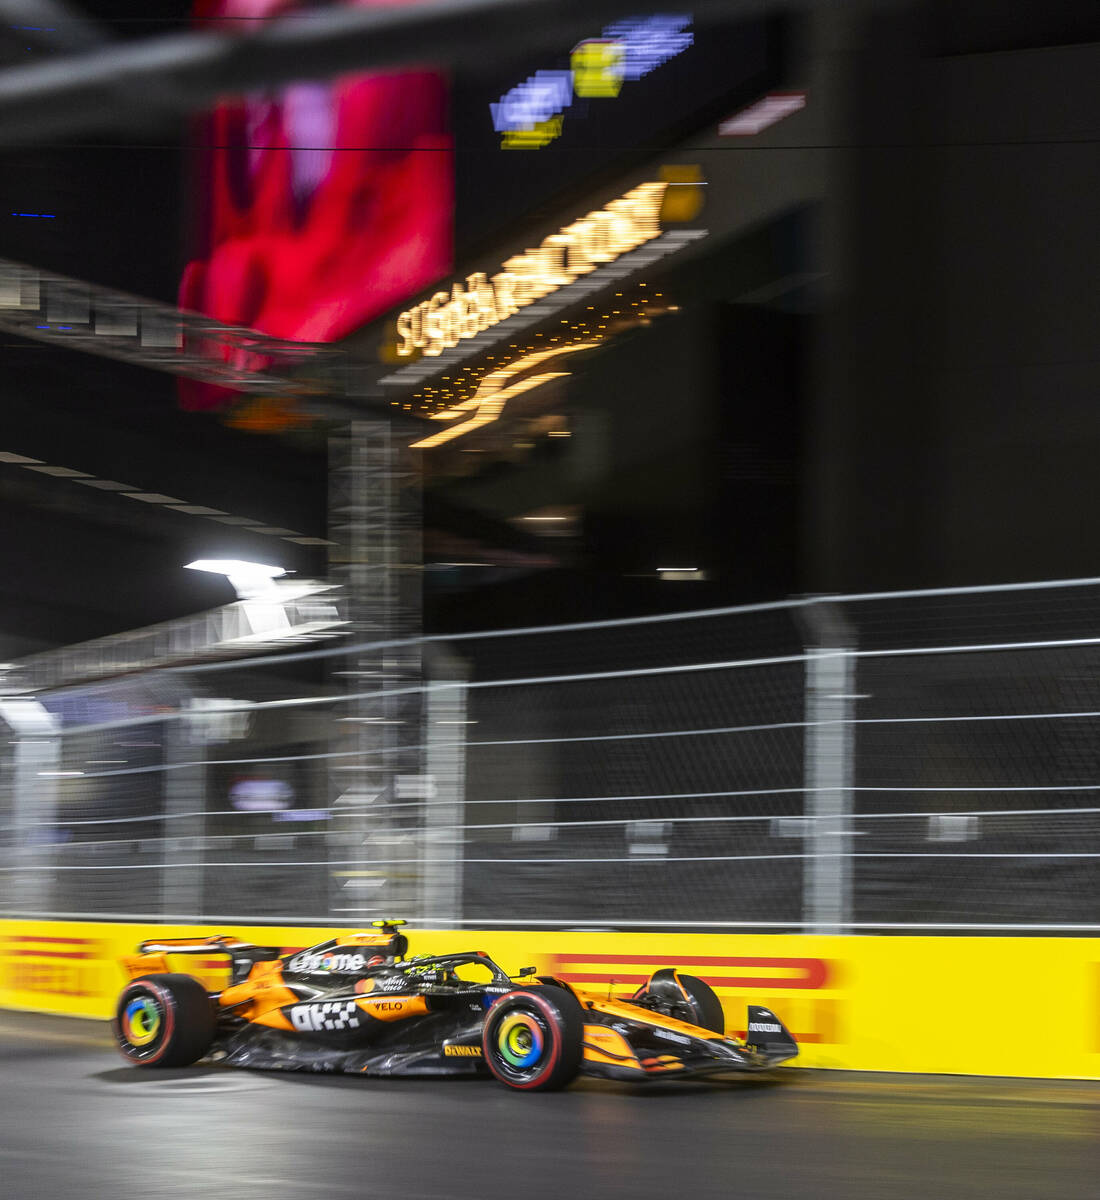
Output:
[{"left": 114, "top": 921, "right": 797, "bottom": 1091}]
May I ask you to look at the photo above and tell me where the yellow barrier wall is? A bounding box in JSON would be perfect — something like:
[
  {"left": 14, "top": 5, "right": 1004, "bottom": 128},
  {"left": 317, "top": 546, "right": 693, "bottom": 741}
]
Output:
[{"left": 2, "top": 920, "right": 1097, "bottom": 1079}]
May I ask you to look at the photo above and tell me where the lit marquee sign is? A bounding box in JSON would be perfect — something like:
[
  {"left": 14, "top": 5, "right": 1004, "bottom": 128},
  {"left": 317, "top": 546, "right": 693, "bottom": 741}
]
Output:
[
  {"left": 491, "top": 15, "right": 694, "bottom": 148},
  {"left": 396, "top": 180, "right": 668, "bottom": 359}
]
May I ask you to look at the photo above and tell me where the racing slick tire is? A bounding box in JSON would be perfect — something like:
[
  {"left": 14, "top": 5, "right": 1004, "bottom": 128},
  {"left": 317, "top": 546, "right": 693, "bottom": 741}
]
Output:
[
  {"left": 114, "top": 973, "right": 216, "bottom": 1068},
  {"left": 675, "top": 974, "right": 726, "bottom": 1035},
  {"left": 482, "top": 986, "right": 583, "bottom": 1092},
  {"left": 633, "top": 969, "right": 726, "bottom": 1035}
]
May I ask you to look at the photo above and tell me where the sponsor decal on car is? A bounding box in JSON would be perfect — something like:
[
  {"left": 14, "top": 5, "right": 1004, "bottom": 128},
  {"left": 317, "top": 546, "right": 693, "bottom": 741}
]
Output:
[
  {"left": 443, "top": 1045, "right": 483, "bottom": 1057},
  {"left": 748, "top": 1022, "right": 783, "bottom": 1034},
  {"left": 289, "top": 1001, "right": 361, "bottom": 1032},
  {"left": 287, "top": 951, "right": 367, "bottom": 974},
  {"left": 654, "top": 1029, "right": 692, "bottom": 1045},
  {"left": 354, "top": 994, "right": 430, "bottom": 1022}
]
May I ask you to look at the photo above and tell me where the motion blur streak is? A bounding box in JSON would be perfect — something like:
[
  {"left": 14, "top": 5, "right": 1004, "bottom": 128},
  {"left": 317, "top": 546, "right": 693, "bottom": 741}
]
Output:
[
  {"left": 409, "top": 372, "right": 570, "bottom": 448},
  {"left": 1, "top": 1011, "right": 1096, "bottom": 1200}
]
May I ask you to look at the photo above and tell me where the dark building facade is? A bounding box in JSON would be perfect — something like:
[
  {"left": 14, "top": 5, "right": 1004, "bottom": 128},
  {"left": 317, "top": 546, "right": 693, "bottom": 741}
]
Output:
[{"left": 0, "top": 1, "right": 1097, "bottom": 655}]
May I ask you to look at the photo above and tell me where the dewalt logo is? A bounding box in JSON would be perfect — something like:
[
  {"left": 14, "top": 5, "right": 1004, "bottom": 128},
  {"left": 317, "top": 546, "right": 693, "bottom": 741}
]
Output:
[{"left": 444, "top": 1044, "right": 482, "bottom": 1057}]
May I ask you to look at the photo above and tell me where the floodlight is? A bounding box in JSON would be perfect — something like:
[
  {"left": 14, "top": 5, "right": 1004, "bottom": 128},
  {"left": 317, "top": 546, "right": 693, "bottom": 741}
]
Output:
[{"left": 185, "top": 559, "right": 287, "bottom": 600}]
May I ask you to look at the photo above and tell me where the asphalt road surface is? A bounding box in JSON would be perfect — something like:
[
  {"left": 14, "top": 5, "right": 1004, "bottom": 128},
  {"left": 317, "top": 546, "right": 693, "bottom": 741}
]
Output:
[{"left": 2, "top": 1010, "right": 1097, "bottom": 1200}]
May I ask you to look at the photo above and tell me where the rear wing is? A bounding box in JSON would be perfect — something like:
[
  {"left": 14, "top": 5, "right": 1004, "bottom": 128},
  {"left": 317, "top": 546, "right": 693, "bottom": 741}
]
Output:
[
  {"left": 138, "top": 936, "right": 249, "bottom": 955},
  {"left": 120, "top": 936, "right": 278, "bottom": 982}
]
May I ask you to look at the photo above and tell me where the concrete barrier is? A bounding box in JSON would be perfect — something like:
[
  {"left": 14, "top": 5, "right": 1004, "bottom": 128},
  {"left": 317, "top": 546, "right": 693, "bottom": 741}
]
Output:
[{"left": 2, "top": 919, "right": 1097, "bottom": 1079}]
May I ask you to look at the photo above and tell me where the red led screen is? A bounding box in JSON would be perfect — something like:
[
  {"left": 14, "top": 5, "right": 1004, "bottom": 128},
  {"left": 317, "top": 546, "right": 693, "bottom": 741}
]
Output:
[{"left": 181, "top": 0, "right": 452, "bottom": 408}]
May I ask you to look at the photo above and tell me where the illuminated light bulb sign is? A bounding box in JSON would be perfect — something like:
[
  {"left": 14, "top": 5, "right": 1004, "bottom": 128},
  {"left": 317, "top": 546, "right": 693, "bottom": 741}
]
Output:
[
  {"left": 571, "top": 40, "right": 626, "bottom": 98},
  {"left": 395, "top": 181, "right": 668, "bottom": 359},
  {"left": 409, "top": 342, "right": 601, "bottom": 450},
  {"left": 490, "top": 70, "right": 573, "bottom": 146},
  {"left": 491, "top": 15, "right": 694, "bottom": 148}
]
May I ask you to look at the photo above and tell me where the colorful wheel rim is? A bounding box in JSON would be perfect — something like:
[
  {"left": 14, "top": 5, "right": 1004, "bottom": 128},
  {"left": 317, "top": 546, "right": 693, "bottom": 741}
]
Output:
[
  {"left": 122, "top": 995, "right": 162, "bottom": 1048},
  {"left": 495, "top": 1010, "right": 545, "bottom": 1069}
]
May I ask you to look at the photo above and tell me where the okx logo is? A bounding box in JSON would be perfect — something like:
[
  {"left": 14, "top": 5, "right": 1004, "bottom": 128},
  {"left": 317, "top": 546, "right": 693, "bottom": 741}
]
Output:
[{"left": 289, "top": 1001, "right": 360, "bottom": 1033}]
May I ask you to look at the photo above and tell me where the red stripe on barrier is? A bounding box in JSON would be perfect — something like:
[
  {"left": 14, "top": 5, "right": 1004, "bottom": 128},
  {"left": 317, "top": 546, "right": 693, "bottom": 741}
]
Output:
[
  {"left": 7, "top": 950, "right": 93, "bottom": 960},
  {"left": 7, "top": 936, "right": 94, "bottom": 945},
  {"left": 560, "top": 970, "right": 824, "bottom": 990},
  {"left": 558, "top": 973, "right": 649, "bottom": 985},
  {"left": 12, "top": 989, "right": 98, "bottom": 997},
  {"left": 554, "top": 955, "right": 829, "bottom": 989}
]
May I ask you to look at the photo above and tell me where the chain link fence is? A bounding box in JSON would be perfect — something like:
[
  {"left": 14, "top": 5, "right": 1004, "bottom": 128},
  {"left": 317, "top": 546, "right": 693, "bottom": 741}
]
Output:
[{"left": 2, "top": 577, "right": 1099, "bottom": 932}]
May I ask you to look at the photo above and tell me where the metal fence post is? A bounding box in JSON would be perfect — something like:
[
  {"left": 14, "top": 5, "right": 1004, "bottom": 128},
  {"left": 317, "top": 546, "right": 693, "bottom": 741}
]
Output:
[
  {"left": 161, "top": 701, "right": 205, "bottom": 920},
  {"left": 0, "top": 697, "right": 60, "bottom": 914},
  {"left": 799, "top": 600, "right": 855, "bottom": 934},
  {"left": 420, "top": 645, "right": 468, "bottom": 927}
]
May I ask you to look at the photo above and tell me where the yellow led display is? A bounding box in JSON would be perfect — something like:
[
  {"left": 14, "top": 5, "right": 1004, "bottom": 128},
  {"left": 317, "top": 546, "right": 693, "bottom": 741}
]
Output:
[
  {"left": 571, "top": 40, "right": 625, "bottom": 98},
  {"left": 501, "top": 117, "right": 563, "bottom": 149}
]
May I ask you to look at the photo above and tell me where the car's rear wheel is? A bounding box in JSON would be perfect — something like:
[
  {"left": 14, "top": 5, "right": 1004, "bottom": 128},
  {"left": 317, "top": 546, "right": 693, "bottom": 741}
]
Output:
[
  {"left": 114, "top": 973, "right": 215, "bottom": 1068},
  {"left": 482, "top": 987, "right": 583, "bottom": 1091}
]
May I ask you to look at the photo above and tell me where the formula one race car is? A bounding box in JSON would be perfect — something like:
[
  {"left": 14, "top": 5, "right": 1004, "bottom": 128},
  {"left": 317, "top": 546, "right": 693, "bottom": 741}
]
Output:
[{"left": 114, "top": 921, "right": 797, "bottom": 1091}]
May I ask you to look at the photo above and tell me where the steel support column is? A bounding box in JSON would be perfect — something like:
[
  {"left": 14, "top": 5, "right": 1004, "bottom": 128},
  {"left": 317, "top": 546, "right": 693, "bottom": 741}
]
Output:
[
  {"left": 800, "top": 601, "right": 855, "bottom": 934},
  {"left": 328, "top": 420, "right": 423, "bottom": 919}
]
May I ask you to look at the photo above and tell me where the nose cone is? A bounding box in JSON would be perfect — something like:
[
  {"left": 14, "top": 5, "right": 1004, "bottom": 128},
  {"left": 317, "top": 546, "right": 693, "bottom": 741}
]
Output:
[{"left": 710, "top": 1040, "right": 747, "bottom": 1065}]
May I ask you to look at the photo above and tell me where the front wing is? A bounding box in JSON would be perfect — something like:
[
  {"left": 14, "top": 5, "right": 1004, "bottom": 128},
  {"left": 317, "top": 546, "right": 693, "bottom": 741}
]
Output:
[{"left": 577, "top": 999, "right": 798, "bottom": 1082}]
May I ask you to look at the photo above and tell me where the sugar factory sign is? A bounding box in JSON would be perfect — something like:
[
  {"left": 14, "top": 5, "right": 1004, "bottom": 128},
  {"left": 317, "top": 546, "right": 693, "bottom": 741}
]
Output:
[{"left": 395, "top": 181, "right": 669, "bottom": 359}]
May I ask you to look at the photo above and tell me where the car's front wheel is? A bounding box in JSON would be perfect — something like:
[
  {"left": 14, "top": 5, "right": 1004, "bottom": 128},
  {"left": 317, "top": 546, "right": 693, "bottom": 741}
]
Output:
[
  {"left": 114, "top": 973, "right": 215, "bottom": 1068},
  {"left": 632, "top": 969, "right": 726, "bottom": 1034},
  {"left": 482, "top": 986, "right": 583, "bottom": 1091}
]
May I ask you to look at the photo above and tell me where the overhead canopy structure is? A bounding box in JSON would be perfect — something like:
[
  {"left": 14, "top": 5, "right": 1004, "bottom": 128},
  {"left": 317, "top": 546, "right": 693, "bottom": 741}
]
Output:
[
  {"left": 14, "top": 578, "right": 348, "bottom": 691},
  {"left": 0, "top": 0, "right": 838, "bottom": 405},
  {"left": 0, "top": 256, "right": 348, "bottom": 397},
  {"left": 0, "top": 0, "right": 818, "bottom": 144}
]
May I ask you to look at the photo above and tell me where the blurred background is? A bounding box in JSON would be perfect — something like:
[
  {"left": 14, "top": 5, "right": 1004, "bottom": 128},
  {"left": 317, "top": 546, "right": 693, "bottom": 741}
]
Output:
[{"left": 0, "top": 0, "right": 1097, "bottom": 934}]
